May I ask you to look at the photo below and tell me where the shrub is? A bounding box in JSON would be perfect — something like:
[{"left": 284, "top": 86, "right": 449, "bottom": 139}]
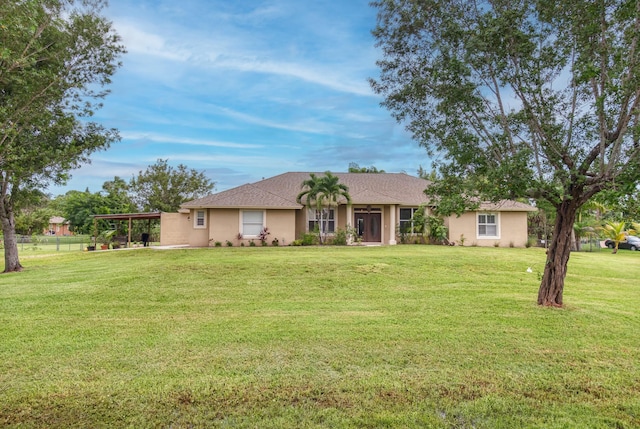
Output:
[
  {"left": 396, "top": 223, "right": 411, "bottom": 244},
  {"left": 301, "top": 232, "right": 318, "bottom": 246},
  {"left": 258, "top": 228, "right": 270, "bottom": 246},
  {"left": 291, "top": 239, "right": 303, "bottom": 246},
  {"left": 226, "top": 240, "right": 233, "bottom": 247},
  {"left": 271, "top": 238, "right": 279, "bottom": 246},
  {"left": 332, "top": 228, "right": 348, "bottom": 245},
  {"left": 426, "top": 215, "right": 448, "bottom": 244},
  {"left": 214, "top": 241, "right": 222, "bottom": 247}
]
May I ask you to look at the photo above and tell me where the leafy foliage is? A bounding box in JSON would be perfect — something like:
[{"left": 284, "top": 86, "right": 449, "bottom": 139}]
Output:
[
  {"left": 0, "top": 0, "right": 125, "bottom": 271},
  {"left": 403, "top": 205, "right": 448, "bottom": 244},
  {"left": 600, "top": 221, "right": 630, "bottom": 254},
  {"left": 129, "top": 159, "right": 215, "bottom": 212},
  {"left": 54, "top": 190, "right": 112, "bottom": 235},
  {"left": 371, "top": 0, "right": 640, "bottom": 305},
  {"left": 13, "top": 190, "right": 52, "bottom": 235},
  {"left": 258, "top": 227, "right": 270, "bottom": 246},
  {"left": 348, "top": 162, "right": 385, "bottom": 173}
]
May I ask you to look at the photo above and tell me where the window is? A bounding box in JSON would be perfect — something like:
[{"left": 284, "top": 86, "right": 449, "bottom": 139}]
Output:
[
  {"left": 194, "top": 210, "right": 206, "bottom": 229},
  {"left": 308, "top": 208, "right": 335, "bottom": 233},
  {"left": 399, "top": 207, "right": 420, "bottom": 233},
  {"left": 478, "top": 213, "right": 499, "bottom": 238},
  {"left": 242, "top": 210, "right": 264, "bottom": 236}
]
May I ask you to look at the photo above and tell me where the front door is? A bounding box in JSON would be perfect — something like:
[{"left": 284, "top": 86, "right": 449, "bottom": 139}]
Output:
[{"left": 355, "top": 212, "right": 382, "bottom": 243}]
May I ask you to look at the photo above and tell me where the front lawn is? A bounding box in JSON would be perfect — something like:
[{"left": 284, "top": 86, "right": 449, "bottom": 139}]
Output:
[{"left": 1, "top": 246, "right": 638, "bottom": 428}]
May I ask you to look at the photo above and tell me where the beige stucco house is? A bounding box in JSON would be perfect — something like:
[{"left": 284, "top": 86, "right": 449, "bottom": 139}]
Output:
[{"left": 160, "top": 172, "right": 536, "bottom": 247}]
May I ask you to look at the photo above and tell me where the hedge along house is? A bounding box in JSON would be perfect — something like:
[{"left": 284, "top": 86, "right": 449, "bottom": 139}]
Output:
[{"left": 163, "top": 172, "right": 536, "bottom": 247}]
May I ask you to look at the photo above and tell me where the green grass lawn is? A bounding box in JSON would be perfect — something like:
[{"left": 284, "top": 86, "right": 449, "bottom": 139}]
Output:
[{"left": 1, "top": 246, "right": 638, "bottom": 428}]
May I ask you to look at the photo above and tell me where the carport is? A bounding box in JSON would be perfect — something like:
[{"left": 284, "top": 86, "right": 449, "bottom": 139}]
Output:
[{"left": 92, "top": 212, "right": 162, "bottom": 248}]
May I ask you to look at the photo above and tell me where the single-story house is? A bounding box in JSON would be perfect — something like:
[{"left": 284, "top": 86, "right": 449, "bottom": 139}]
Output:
[
  {"left": 44, "top": 216, "right": 73, "bottom": 236},
  {"left": 160, "top": 172, "right": 536, "bottom": 247}
]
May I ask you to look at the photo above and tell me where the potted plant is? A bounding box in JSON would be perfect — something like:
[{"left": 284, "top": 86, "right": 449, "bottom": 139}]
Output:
[{"left": 99, "top": 230, "right": 116, "bottom": 250}]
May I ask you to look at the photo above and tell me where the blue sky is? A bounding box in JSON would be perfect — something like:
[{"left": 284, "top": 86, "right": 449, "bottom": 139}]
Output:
[{"left": 50, "top": 0, "right": 429, "bottom": 195}]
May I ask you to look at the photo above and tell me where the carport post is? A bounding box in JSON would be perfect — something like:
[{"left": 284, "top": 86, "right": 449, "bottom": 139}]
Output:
[{"left": 128, "top": 217, "right": 132, "bottom": 247}]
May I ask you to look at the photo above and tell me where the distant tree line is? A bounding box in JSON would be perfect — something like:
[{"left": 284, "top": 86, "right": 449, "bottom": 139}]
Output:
[{"left": 14, "top": 159, "right": 214, "bottom": 235}]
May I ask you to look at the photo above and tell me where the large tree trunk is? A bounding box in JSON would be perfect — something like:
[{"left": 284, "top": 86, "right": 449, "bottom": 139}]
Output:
[
  {"left": 0, "top": 196, "right": 23, "bottom": 273},
  {"left": 537, "top": 200, "right": 579, "bottom": 306}
]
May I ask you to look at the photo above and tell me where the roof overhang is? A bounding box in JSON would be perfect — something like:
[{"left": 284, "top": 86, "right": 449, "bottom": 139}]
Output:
[
  {"left": 181, "top": 205, "right": 303, "bottom": 210},
  {"left": 92, "top": 212, "right": 162, "bottom": 221}
]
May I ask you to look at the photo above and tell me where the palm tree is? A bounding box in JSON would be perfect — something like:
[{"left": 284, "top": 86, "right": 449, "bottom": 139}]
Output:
[
  {"left": 601, "top": 221, "right": 628, "bottom": 254},
  {"left": 296, "top": 172, "right": 351, "bottom": 244},
  {"left": 573, "top": 200, "right": 608, "bottom": 251},
  {"left": 296, "top": 173, "right": 325, "bottom": 242},
  {"left": 296, "top": 173, "right": 321, "bottom": 208},
  {"left": 317, "top": 172, "right": 351, "bottom": 242}
]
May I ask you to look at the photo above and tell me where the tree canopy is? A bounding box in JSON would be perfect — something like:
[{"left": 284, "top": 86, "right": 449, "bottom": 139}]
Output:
[
  {"left": 14, "top": 190, "right": 52, "bottom": 236},
  {"left": 348, "top": 162, "right": 385, "bottom": 173},
  {"left": 129, "top": 159, "right": 215, "bottom": 212},
  {"left": 371, "top": 0, "right": 640, "bottom": 306},
  {"left": 0, "top": 0, "right": 124, "bottom": 272}
]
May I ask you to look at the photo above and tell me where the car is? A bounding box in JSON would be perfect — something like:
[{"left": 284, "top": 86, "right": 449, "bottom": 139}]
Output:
[{"left": 605, "top": 235, "right": 640, "bottom": 251}]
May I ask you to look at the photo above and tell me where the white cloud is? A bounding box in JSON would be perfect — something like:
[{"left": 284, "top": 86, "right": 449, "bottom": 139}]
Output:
[
  {"left": 116, "top": 22, "right": 191, "bottom": 62},
  {"left": 150, "top": 153, "right": 300, "bottom": 169},
  {"left": 207, "top": 105, "right": 332, "bottom": 134},
  {"left": 211, "top": 57, "right": 373, "bottom": 96},
  {"left": 120, "top": 132, "right": 263, "bottom": 149},
  {"left": 112, "top": 12, "right": 375, "bottom": 97}
]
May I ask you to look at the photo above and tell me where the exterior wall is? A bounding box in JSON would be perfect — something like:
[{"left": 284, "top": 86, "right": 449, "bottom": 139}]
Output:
[
  {"left": 337, "top": 205, "right": 347, "bottom": 230},
  {"left": 44, "top": 217, "right": 73, "bottom": 236},
  {"left": 165, "top": 205, "right": 531, "bottom": 248},
  {"left": 209, "top": 209, "right": 239, "bottom": 246},
  {"left": 45, "top": 222, "right": 73, "bottom": 236},
  {"left": 160, "top": 212, "right": 191, "bottom": 246},
  {"left": 204, "top": 208, "right": 297, "bottom": 246},
  {"left": 498, "top": 211, "right": 529, "bottom": 247},
  {"left": 265, "top": 209, "right": 296, "bottom": 246},
  {"left": 446, "top": 211, "right": 529, "bottom": 247},
  {"left": 383, "top": 205, "right": 391, "bottom": 244},
  {"left": 295, "top": 209, "right": 306, "bottom": 239},
  {"left": 446, "top": 212, "right": 478, "bottom": 246},
  {"left": 186, "top": 210, "right": 210, "bottom": 247}
]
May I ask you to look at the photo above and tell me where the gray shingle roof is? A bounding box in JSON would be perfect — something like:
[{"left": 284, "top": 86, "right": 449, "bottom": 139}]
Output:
[
  {"left": 182, "top": 172, "right": 536, "bottom": 211},
  {"left": 478, "top": 200, "right": 537, "bottom": 212}
]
